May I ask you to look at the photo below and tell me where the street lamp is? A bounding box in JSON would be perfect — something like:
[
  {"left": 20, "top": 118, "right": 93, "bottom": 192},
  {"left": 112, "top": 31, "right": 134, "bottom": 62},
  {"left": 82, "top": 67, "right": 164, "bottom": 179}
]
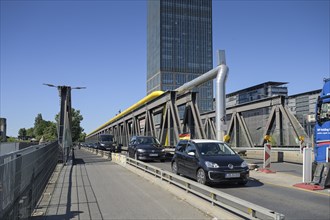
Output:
[
  {"left": 43, "top": 83, "right": 86, "bottom": 90},
  {"left": 43, "top": 83, "right": 86, "bottom": 164}
]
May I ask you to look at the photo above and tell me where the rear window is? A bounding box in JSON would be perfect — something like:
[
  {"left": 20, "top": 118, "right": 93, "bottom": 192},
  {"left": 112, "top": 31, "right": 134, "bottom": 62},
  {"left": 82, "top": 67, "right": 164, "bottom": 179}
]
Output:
[
  {"left": 196, "top": 142, "right": 236, "bottom": 156},
  {"left": 136, "top": 137, "right": 159, "bottom": 144},
  {"left": 99, "top": 135, "right": 113, "bottom": 142},
  {"left": 176, "top": 140, "right": 188, "bottom": 152}
]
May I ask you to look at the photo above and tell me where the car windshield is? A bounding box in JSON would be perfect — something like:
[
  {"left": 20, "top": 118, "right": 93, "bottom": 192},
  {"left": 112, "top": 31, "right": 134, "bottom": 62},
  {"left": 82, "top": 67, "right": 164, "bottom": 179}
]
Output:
[
  {"left": 99, "top": 135, "right": 113, "bottom": 142},
  {"left": 196, "top": 142, "right": 236, "bottom": 156},
  {"left": 137, "top": 137, "right": 159, "bottom": 145}
]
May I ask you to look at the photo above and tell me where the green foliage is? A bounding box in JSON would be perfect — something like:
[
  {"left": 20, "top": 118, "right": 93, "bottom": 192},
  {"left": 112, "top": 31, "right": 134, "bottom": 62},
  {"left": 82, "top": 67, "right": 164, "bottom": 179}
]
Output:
[
  {"left": 18, "top": 108, "right": 84, "bottom": 143},
  {"left": 18, "top": 128, "right": 27, "bottom": 137},
  {"left": 79, "top": 132, "right": 86, "bottom": 142},
  {"left": 18, "top": 113, "right": 57, "bottom": 142},
  {"left": 7, "top": 137, "right": 17, "bottom": 142},
  {"left": 26, "top": 128, "right": 34, "bottom": 137},
  {"left": 55, "top": 108, "right": 84, "bottom": 143},
  {"left": 34, "top": 114, "right": 47, "bottom": 138},
  {"left": 43, "top": 122, "right": 57, "bottom": 141},
  {"left": 71, "top": 109, "right": 84, "bottom": 142}
]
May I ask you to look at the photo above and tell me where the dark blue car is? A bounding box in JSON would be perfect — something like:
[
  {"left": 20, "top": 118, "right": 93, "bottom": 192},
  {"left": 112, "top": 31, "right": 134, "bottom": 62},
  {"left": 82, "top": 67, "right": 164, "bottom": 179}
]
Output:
[
  {"left": 128, "top": 136, "right": 166, "bottom": 162},
  {"left": 171, "top": 139, "right": 249, "bottom": 185}
]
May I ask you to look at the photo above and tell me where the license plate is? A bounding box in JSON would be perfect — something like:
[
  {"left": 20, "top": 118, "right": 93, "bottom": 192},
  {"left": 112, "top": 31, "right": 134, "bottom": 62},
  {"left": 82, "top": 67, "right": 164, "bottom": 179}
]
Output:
[
  {"left": 225, "top": 173, "right": 240, "bottom": 178},
  {"left": 149, "top": 153, "right": 158, "bottom": 157}
]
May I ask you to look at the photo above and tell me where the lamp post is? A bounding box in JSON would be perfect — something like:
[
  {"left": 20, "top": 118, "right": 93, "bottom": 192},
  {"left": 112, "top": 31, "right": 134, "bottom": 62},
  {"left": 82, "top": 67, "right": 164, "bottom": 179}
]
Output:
[{"left": 43, "top": 83, "right": 86, "bottom": 164}]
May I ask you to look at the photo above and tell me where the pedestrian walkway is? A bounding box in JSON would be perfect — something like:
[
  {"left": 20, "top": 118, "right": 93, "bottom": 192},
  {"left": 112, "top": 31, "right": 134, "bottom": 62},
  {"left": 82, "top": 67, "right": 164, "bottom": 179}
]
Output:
[{"left": 32, "top": 149, "right": 214, "bottom": 220}]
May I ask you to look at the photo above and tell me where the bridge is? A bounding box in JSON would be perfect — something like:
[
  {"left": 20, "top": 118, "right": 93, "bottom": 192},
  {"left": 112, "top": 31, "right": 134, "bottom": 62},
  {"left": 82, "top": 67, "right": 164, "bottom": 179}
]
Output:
[
  {"left": 85, "top": 58, "right": 308, "bottom": 149},
  {"left": 1, "top": 63, "right": 329, "bottom": 219},
  {"left": 2, "top": 142, "right": 329, "bottom": 219}
]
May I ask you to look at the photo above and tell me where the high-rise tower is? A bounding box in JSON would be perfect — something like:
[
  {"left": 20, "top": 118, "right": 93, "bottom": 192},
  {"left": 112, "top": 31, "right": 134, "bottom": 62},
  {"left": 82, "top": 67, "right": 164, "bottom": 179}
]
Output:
[{"left": 147, "top": 0, "right": 213, "bottom": 112}]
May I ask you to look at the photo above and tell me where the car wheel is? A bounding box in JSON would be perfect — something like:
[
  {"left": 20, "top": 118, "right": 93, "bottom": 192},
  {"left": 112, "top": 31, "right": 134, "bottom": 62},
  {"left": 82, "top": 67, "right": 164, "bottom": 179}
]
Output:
[
  {"left": 171, "top": 161, "right": 179, "bottom": 174},
  {"left": 197, "top": 168, "right": 206, "bottom": 185},
  {"left": 160, "top": 159, "right": 165, "bottom": 162}
]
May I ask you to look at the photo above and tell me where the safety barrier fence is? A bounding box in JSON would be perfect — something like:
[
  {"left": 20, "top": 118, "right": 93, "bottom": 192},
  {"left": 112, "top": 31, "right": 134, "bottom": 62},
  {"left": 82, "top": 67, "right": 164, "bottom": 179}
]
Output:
[
  {"left": 86, "top": 147, "right": 285, "bottom": 220},
  {"left": 0, "top": 141, "right": 59, "bottom": 220},
  {"left": 232, "top": 147, "right": 305, "bottom": 164}
]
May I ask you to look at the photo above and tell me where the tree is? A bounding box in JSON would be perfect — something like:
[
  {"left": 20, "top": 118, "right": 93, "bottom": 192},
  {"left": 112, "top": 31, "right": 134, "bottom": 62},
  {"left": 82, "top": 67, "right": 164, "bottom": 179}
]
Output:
[
  {"left": 34, "top": 113, "right": 47, "bottom": 138},
  {"left": 18, "top": 128, "right": 27, "bottom": 139},
  {"left": 71, "top": 109, "right": 84, "bottom": 142},
  {"left": 32, "top": 113, "right": 57, "bottom": 141},
  {"left": 18, "top": 108, "right": 84, "bottom": 143},
  {"left": 55, "top": 108, "right": 84, "bottom": 143},
  {"left": 43, "top": 122, "right": 57, "bottom": 141},
  {"left": 26, "top": 128, "right": 34, "bottom": 137},
  {"left": 78, "top": 132, "right": 86, "bottom": 142}
]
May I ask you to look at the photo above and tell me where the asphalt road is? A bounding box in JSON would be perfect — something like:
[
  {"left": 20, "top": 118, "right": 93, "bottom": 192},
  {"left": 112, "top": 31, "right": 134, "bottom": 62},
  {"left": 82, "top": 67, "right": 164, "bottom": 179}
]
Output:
[
  {"left": 150, "top": 159, "right": 330, "bottom": 220},
  {"left": 33, "top": 149, "right": 214, "bottom": 220}
]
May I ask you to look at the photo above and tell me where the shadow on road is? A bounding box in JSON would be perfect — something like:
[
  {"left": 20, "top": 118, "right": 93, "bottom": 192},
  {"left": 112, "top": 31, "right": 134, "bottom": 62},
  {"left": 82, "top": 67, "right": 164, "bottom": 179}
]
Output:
[{"left": 211, "top": 178, "right": 264, "bottom": 189}]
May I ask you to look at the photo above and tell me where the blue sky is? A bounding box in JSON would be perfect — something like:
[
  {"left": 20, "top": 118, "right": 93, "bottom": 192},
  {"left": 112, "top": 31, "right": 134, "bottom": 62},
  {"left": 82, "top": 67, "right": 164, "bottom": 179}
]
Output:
[{"left": 1, "top": 0, "right": 329, "bottom": 137}]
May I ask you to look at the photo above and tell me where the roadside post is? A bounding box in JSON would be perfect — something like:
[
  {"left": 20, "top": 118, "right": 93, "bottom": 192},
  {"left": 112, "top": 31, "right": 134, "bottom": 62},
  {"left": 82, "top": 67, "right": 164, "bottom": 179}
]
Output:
[
  {"left": 294, "top": 143, "right": 325, "bottom": 190},
  {"left": 263, "top": 142, "right": 271, "bottom": 169},
  {"left": 260, "top": 135, "right": 276, "bottom": 173},
  {"left": 302, "top": 145, "right": 313, "bottom": 183},
  {"left": 299, "top": 136, "right": 305, "bottom": 153}
]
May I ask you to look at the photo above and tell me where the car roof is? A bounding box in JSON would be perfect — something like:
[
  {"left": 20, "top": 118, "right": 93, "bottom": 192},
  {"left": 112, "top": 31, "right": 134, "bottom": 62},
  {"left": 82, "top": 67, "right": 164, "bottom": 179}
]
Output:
[
  {"left": 134, "top": 136, "right": 155, "bottom": 138},
  {"left": 189, "top": 139, "right": 225, "bottom": 144}
]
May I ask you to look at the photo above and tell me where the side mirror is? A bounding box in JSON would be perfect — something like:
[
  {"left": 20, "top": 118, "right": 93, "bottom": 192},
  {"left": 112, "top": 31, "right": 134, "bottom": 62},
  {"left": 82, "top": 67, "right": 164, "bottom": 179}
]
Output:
[{"left": 188, "top": 151, "right": 195, "bottom": 156}]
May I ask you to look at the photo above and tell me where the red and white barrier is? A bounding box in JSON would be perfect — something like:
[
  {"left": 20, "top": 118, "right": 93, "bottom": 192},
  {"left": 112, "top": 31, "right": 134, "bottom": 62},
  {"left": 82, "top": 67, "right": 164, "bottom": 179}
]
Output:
[
  {"left": 259, "top": 143, "right": 276, "bottom": 173},
  {"left": 263, "top": 143, "right": 271, "bottom": 169}
]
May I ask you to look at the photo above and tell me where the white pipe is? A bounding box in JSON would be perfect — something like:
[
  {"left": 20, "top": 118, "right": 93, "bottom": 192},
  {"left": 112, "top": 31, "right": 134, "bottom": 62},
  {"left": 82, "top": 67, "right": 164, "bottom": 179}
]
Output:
[
  {"left": 174, "top": 64, "right": 229, "bottom": 141},
  {"left": 175, "top": 65, "right": 222, "bottom": 95},
  {"left": 216, "top": 64, "right": 229, "bottom": 141}
]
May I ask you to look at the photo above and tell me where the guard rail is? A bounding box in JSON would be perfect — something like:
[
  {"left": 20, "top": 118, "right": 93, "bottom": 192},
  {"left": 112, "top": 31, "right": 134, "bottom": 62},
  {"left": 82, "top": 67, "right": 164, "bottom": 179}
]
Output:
[{"left": 85, "top": 147, "right": 285, "bottom": 220}]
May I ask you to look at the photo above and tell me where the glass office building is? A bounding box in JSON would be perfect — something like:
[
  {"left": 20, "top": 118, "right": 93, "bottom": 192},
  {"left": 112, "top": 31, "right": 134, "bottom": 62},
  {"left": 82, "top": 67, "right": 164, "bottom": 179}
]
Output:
[{"left": 147, "top": 0, "right": 213, "bottom": 113}]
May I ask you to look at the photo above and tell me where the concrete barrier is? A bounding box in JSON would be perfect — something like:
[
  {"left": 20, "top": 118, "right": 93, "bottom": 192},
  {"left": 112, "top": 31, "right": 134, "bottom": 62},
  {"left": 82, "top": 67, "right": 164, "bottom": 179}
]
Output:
[{"left": 245, "top": 149, "right": 311, "bottom": 164}]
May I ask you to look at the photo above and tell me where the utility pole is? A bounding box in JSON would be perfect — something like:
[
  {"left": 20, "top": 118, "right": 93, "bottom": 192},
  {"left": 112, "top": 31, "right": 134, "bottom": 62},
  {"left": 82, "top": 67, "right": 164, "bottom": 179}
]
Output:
[{"left": 43, "top": 84, "right": 86, "bottom": 164}]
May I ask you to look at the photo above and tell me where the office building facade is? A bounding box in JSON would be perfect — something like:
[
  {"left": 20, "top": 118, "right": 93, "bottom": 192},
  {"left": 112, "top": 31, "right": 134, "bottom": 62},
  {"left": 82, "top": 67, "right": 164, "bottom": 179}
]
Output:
[
  {"left": 147, "top": 0, "right": 213, "bottom": 112},
  {"left": 287, "top": 89, "right": 321, "bottom": 137},
  {"left": 225, "top": 81, "right": 289, "bottom": 108}
]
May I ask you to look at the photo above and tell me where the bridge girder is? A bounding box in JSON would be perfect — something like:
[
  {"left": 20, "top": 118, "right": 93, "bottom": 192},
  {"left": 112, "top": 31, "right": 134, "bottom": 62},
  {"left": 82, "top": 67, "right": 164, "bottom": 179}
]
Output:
[{"left": 88, "top": 92, "right": 308, "bottom": 148}]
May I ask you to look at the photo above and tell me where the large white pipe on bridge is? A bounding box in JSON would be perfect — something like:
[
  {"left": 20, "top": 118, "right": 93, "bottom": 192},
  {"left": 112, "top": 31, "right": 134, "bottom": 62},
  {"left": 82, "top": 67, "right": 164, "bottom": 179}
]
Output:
[{"left": 175, "top": 60, "right": 229, "bottom": 141}]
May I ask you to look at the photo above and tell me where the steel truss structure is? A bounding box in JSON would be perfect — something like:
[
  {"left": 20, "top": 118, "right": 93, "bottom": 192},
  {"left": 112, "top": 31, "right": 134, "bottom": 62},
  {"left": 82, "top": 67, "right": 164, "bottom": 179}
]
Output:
[{"left": 88, "top": 91, "right": 307, "bottom": 148}]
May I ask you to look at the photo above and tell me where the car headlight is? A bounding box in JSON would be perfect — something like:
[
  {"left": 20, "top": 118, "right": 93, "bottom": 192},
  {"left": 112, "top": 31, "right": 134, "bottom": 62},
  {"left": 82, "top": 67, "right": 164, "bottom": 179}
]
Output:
[
  {"left": 241, "top": 161, "right": 248, "bottom": 168},
  {"left": 100, "top": 143, "right": 105, "bottom": 146},
  {"left": 161, "top": 149, "right": 165, "bottom": 152},
  {"left": 137, "top": 149, "right": 146, "bottom": 153},
  {"left": 205, "top": 161, "right": 219, "bottom": 168}
]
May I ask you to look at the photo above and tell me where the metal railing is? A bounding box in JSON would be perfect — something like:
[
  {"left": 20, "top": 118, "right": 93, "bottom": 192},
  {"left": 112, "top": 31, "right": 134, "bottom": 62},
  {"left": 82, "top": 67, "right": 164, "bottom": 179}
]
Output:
[
  {"left": 0, "top": 141, "right": 59, "bottom": 220},
  {"left": 85, "top": 147, "right": 285, "bottom": 219}
]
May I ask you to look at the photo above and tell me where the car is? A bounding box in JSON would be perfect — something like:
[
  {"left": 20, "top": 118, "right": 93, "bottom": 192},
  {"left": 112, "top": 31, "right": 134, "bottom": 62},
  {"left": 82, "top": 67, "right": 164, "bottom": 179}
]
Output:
[
  {"left": 96, "top": 134, "right": 122, "bottom": 153},
  {"left": 128, "top": 136, "right": 166, "bottom": 162},
  {"left": 87, "top": 143, "right": 95, "bottom": 148},
  {"left": 171, "top": 139, "right": 249, "bottom": 185}
]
